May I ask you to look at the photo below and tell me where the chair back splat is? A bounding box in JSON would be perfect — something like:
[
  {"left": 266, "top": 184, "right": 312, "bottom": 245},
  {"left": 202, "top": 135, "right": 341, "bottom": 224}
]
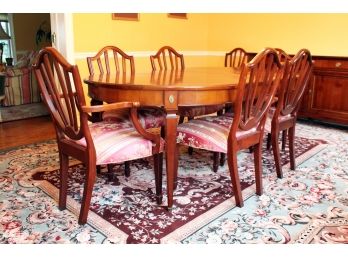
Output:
[
  {"left": 150, "top": 46, "right": 184, "bottom": 71},
  {"left": 225, "top": 48, "right": 248, "bottom": 69},
  {"left": 87, "top": 45, "right": 135, "bottom": 76}
]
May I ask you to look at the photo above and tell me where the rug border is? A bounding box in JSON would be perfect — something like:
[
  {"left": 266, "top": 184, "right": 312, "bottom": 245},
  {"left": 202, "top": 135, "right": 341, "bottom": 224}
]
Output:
[
  {"left": 291, "top": 218, "right": 348, "bottom": 243},
  {"left": 37, "top": 180, "right": 129, "bottom": 243}
]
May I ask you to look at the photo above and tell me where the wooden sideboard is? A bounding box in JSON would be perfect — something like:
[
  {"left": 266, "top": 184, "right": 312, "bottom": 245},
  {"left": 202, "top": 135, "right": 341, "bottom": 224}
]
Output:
[{"left": 298, "top": 56, "right": 348, "bottom": 126}]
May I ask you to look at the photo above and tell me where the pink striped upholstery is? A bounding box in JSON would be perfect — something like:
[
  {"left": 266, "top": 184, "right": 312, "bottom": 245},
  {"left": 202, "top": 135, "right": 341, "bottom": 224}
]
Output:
[
  {"left": 3, "top": 67, "right": 41, "bottom": 106},
  {"left": 177, "top": 115, "right": 257, "bottom": 153},
  {"left": 102, "top": 107, "right": 166, "bottom": 129},
  {"left": 264, "top": 107, "right": 293, "bottom": 133},
  {"left": 75, "top": 121, "right": 165, "bottom": 165}
]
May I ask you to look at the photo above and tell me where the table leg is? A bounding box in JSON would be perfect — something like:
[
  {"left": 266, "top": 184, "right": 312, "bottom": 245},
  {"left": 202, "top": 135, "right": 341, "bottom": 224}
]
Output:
[{"left": 165, "top": 113, "right": 178, "bottom": 209}]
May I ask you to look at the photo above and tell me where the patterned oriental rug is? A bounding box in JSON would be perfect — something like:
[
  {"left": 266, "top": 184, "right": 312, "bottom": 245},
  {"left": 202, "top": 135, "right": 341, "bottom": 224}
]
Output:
[{"left": 0, "top": 122, "right": 348, "bottom": 244}]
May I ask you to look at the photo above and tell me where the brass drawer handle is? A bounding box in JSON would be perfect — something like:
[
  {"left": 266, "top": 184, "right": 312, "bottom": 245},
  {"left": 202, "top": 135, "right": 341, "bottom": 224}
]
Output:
[{"left": 336, "top": 62, "right": 342, "bottom": 68}]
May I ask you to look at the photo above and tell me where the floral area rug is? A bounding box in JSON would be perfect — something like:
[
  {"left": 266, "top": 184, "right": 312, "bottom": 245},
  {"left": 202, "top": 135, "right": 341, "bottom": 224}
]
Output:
[
  {"left": 0, "top": 121, "right": 347, "bottom": 244},
  {"left": 0, "top": 102, "right": 49, "bottom": 123}
]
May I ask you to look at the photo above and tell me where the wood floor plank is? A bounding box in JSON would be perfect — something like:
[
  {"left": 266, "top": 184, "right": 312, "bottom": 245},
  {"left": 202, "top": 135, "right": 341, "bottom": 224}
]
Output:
[{"left": 0, "top": 116, "right": 56, "bottom": 150}]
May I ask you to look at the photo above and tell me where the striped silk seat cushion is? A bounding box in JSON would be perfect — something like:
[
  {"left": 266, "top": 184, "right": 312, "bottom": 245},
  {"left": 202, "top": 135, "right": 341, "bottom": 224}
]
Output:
[
  {"left": 264, "top": 107, "right": 293, "bottom": 133},
  {"left": 102, "top": 107, "right": 166, "bottom": 129},
  {"left": 177, "top": 115, "right": 257, "bottom": 153},
  {"left": 75, "top": 121, "right": 164, "bottom": 165}
]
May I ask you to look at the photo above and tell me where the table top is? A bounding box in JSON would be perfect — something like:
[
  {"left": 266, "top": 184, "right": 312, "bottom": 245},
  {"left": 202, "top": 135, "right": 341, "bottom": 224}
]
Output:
[{"left": 84, "top": 67, "right": 241, "bottom": 91}]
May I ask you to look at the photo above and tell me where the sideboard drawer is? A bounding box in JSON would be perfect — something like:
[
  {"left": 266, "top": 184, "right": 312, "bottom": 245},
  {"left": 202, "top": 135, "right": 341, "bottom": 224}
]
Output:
[{"left": 313, "top": 59, "right": 348, "bottom": 70}]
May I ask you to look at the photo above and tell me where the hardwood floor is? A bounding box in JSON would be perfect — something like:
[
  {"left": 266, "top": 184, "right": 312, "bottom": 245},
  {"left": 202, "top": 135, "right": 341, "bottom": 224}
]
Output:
[{"left": 0, "top": 116, "right": 56, "bottom": 150}]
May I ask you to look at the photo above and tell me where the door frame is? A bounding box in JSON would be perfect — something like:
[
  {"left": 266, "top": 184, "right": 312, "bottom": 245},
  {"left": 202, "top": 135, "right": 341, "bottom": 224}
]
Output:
[{"left": 50, "top": 13, "right": 74, "bottom": 64}]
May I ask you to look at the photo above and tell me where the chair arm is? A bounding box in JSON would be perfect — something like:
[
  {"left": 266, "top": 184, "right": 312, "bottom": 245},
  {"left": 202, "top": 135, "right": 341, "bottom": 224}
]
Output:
[
  {"left": 130, "top": 107, "right": 162, "bottom": 154},
  {"left": 81, "top": 101, "right": 140, "bottom": 113}
]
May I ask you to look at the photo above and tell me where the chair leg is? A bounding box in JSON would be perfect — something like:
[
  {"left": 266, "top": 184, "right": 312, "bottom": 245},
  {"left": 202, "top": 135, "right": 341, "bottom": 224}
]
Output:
[
  {"left": 271, "top": 129, "right": 283, "bottom": 179},
  {"left": 59, "top": 152, "right": 69, "bottom": 211},
  {"left": 96, "top": 165, "right": 101, "bottom": 174},
  {"left": 227, "top": 150, "right": 244, "bottom": 207},
  {"left": 124, "top": 161, "right": 131, "bottom": 177},
  {"left": 288, "top": 126, "right": 296, "bottom": 170},
  {"left": 154, "top": 153, "right": 163, "bottom": 204},
  {"left": 178, "top": 116, "right": 185, "bottom": 124},
  {"left": 78, "top": 161, "right": 97, "bottom": 225},
  {"left": 160, "top": 125, "right": 165, "bottom": 138},
  {"left": 107, "top": 164, "right": 114, "bottom": 173},
  {"left": 266, "top": 133, "right": 271, "bottom": 150},
  {"left": 213, "top": 152, "right": 219, "bottom": 173},
  {"left": 174, "top": 146, "right": 179, "bottom": 190},
  {"left": 281, "top": 130, "right": 287, "bottom": 151},
  {"left": 220, "top": 152, "right": 226, "bottom": 166},
  {"left": 253, "top": 143, "right": 263, "bottom": 196}
]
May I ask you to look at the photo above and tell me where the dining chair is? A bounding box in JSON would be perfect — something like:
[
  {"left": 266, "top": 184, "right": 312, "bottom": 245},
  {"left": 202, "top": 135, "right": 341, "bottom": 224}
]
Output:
[
  {"left": 150, "top": 45, "right": 185, "bottom": 71},
  {"left": 225, "top": 47, "right": 248, "bottom": 69},
  {"left": 265, "top": 49, "right": 313, "bottom": 178},
  {"left": 177, "top": 48, "right": 283, "bottom": 207},
  {"left": 87, "top": 46, "right": 166, "bottom": 176},
  {"left": 269, "top": 48, "right": 292, "bottom": 151},
  {"left": 33, "top": 47, "right": 164, "bottom": 225},
  {"left": 150, "top": 46, "right": 224, "bottom": 155},
  {"left": 224, "top": 48, "right": 248, "bottom": 114}
]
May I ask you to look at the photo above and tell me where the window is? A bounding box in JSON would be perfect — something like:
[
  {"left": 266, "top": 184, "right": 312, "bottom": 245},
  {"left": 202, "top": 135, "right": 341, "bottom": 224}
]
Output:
[{"left": 0, "top": 14, "right": 14, "bottom": 63}]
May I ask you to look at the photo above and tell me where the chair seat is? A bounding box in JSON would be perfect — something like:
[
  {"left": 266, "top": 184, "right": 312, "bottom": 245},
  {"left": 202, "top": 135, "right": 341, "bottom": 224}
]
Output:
[
  {"left": 102, "top": 107, "right": 166, "bottom": 129},
  {"left": 264, "top": 107, "right": 293, "bottom": 133},
  {"left": 178, "top": 104, "right": 225, "bottom": 118},
  {"left": 75, "top": 121, "right": 165, "bottom": 165},
  {"left": 177, "top": 115, "right": 257, "bottom": 153}
]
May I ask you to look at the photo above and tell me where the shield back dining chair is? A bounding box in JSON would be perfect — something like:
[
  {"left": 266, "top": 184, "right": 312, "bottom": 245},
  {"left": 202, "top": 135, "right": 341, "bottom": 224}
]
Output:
[
  {"left": 269, "top": 48, "right": 292, "bottom": 151},
  {"left": 265, "top": 49, "right": 313, "bottom": 178},
  {"left": 177, "top": 48, "right": 283, "bottom": 207},
  {"left": 33, "top": 47, "right": 164, "bottom": 225},
  {"left": 225, "top": 47, "right": 248, "bottom": 69},
  {"left": 87, "top": 46, "right": 166, "bottom": 176}
]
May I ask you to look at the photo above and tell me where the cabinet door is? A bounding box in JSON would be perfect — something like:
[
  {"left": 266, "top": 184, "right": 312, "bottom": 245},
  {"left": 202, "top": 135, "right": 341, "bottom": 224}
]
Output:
[{"left": 300, "top": 70, "right": 348, "bottom": 125}]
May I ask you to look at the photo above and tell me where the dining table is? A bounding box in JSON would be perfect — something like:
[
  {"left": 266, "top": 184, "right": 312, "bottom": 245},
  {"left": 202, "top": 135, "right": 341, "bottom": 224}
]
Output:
[{"left": 84, "top": 67, "right": 242, "bottom": 210}]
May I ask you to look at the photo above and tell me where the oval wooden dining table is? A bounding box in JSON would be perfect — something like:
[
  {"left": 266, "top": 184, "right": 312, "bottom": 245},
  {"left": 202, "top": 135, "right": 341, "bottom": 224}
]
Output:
[{"left": 84, "top": 67, "right": 242, "bottom": 210}]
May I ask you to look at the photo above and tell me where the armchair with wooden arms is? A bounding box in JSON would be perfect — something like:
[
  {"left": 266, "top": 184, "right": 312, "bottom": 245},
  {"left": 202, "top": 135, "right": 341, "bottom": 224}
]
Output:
[
  {"left": 87, "top": 45, "right": 166, "bottom": 176},
  {"left": 33, "top": 47, "right": 164, "bottom": 225},
  {"left": 177, "top": 48, "right": 283, "bottom": 207}
]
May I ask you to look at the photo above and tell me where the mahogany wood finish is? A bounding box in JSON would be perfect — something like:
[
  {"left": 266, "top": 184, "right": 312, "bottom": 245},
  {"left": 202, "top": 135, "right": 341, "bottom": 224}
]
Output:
[
  {"left": 150, "top": 46, "right": 184, "bottom": 71},
  {"left": 275, "top": 48, "right": 292, "bottom": 151},
  {"left": 87, "top": 45, "right": 135, "bottom": 76},
  {"left": 84, "top": 67, "right": 241, "bottom": 209},
  {"left": 268, "top": 49, "right": 313, "bottom": 178},
  {"left": 33, "top": 47, "right": 163, "bottom": 224},
  {"left": 299, "top": 56, "right": 348, "bottom": 125},
  {"left": 179, "top": 48, "right": 283, "bottom": 207}
]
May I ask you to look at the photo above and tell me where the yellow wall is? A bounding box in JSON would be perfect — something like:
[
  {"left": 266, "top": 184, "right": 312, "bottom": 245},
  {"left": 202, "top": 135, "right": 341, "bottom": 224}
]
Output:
[
  {"left": 73, "top": 13, "right": 348, "bottom": 82},
  {"left": 207, "top": 13, "right": 348, "bottom": 56},
  {"left": 13, "top": 13, "right": 50, "bottom": 56}
]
